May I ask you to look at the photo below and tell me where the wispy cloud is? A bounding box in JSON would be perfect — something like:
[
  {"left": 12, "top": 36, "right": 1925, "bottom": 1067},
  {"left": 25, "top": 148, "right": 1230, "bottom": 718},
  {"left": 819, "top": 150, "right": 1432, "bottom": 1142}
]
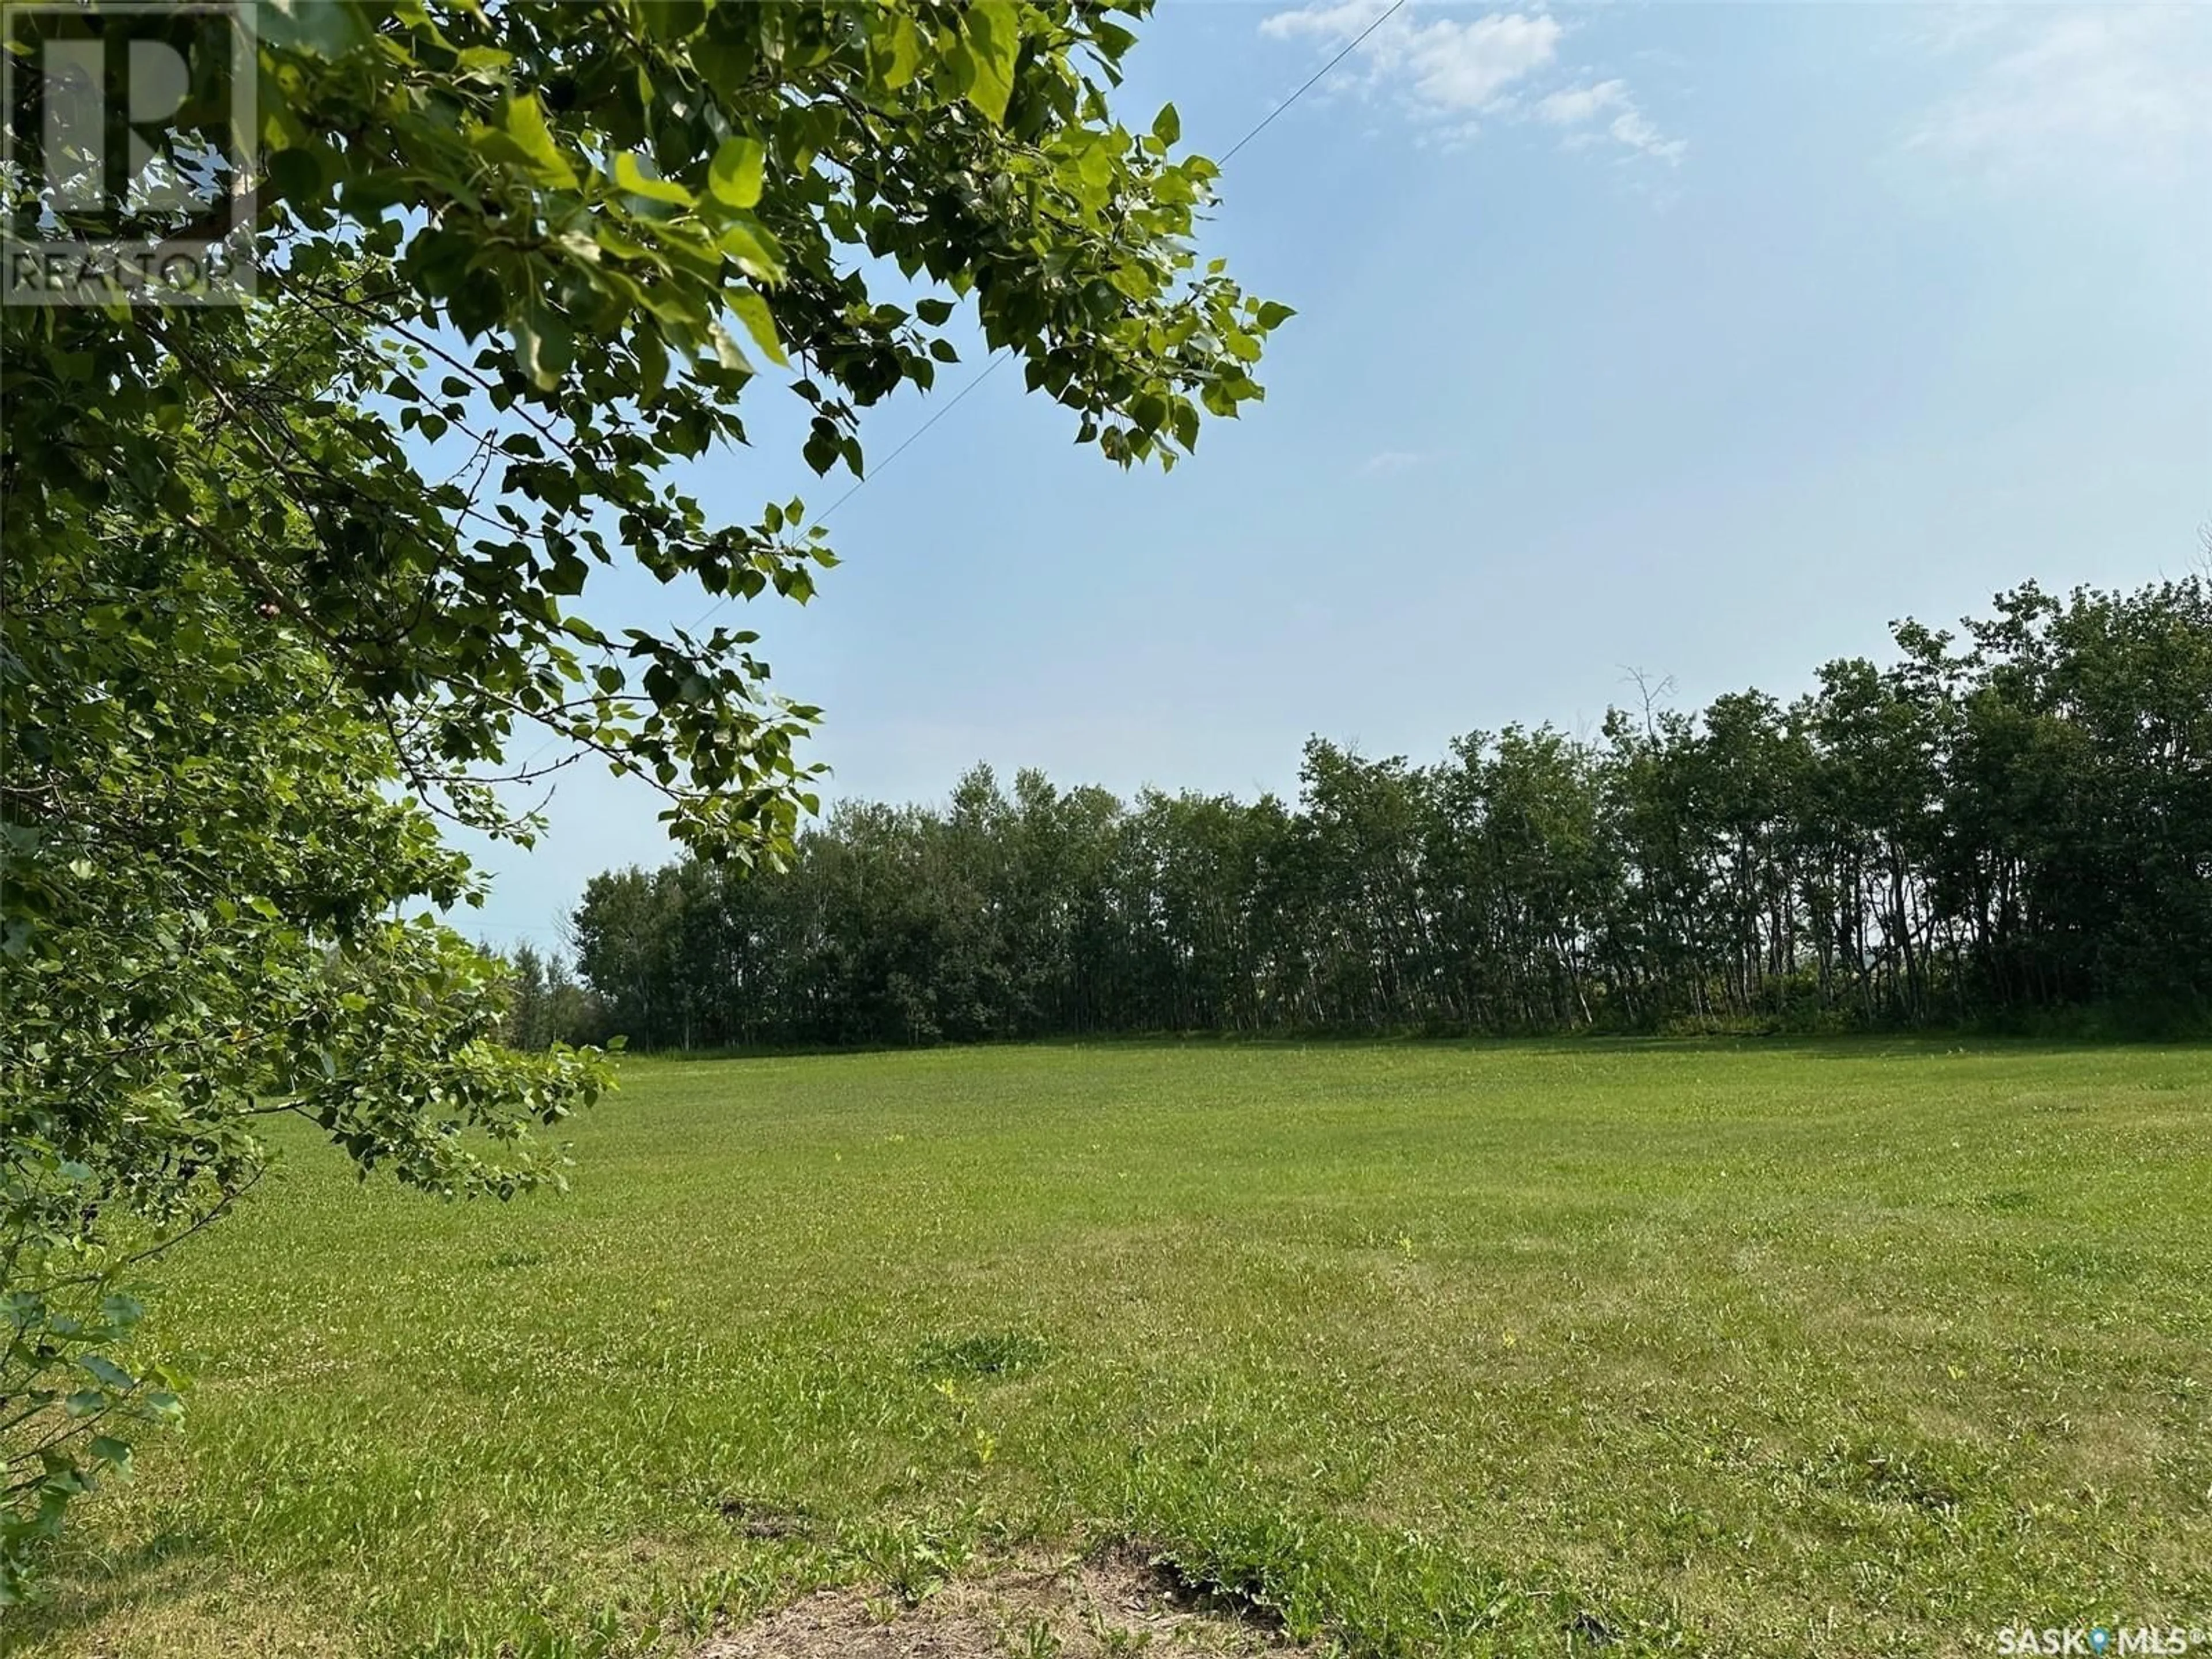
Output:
[
  {"left": 1260, "top": 1, "right": 1683, "bottom": 164},
  {"left": 1535, "top": 77, "right": 1685, "bottom": 163},
  {"left": 1907, "top": 5, "right": 2211, "bottom": 183},
  {"left": 1359, "top": 449, "right": 1426, "bottom": 478},
  {"left": 1535, "top": 78, "right": 1627, "bottom": 126}
]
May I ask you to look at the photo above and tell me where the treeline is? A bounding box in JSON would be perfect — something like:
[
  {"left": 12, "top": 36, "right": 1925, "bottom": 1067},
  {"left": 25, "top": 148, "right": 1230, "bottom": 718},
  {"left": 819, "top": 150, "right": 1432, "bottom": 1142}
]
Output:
[{"left": 531, "top": 577, "right": 2212, "bottom": 1048}]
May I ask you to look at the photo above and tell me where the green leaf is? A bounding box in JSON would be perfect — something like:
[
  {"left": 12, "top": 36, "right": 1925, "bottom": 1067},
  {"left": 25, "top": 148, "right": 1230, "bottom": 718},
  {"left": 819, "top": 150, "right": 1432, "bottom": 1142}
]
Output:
[
  {"left": 468, "top": 94, "right": 579, "bottom": 192},
  {"left": 266, "top": 145, "right": 325, "bottom": 205},
  {"left": 512, "top": 305, "right": 574, "bottom": 391},
  {"left": 915, "top": 297, "right": 956, "bottom": 326},
  {"left": 868, "top": 9, "right": 923, "bottom": 90},
  {"left": 708, "top": 137, "right": 766, "bottom": 209},
  {"left": 259, "top": 0, "right": 372, "bottom": 58},
  {"left": 639, "top": 0, "right": 705, "bottom": 40},
  {"left": 612, "top": 152, "right": 694, "bottom": 207},
  {"left": 705, "top": 321, "right": 750, "bottom": 375},
  {"left": 728, "top": 289, "right": 788, "bottom": 367},
  {"left": 87, "top": 1437, "right": 134, "bottom": 1478},
  {"left": 99, "top": 1295, "right": 143, "bottom": 1331},
  {"left": 78, "top": 1354, "right": 134, "bottom": 1392},
  {"left": 452, "top": 46, "right": 514, "bottom": 77},
  {"left": 717, "top": 221, "right": 785, "bottom": 282},
  {"left": 1153, "top": 104, "right": 1181, "bottom": 147},
  {"left": 1093, "top": 17, "right": 1138, "bottom": 60},
  {"left": 138, "top": 1391, "right": 185, "bottom": 1425},
  {"left": 960, "top": 0, "right": 1022, "bottom": 125}
]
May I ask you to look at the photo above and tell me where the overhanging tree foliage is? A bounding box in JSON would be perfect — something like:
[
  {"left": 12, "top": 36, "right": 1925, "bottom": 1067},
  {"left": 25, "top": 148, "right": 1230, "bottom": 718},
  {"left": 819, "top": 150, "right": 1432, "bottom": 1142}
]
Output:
[
  {"left": 563, "top": 577, "right": 2212, "bottom": 1048},
  {"left": 0, "top": 0, "right": 1281, "bottom": 1594}
]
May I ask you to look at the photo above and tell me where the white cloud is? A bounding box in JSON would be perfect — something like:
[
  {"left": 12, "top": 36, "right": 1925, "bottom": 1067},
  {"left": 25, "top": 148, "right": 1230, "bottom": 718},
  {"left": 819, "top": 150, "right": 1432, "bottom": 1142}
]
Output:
[
  {"left": 1262, "top": 2, "right": 1683, "bottom": 164},
  {"left": 1262, "top": 2, "right": 1562, "bottom": 113},
  {"left": 1359, "top": 449, "right": 1426, "bottom": 477},
  {"left": 1259, "top": 0, "right": 1394, "bottom": 46},
  {"left": 1405, "top": 12, "right": 1565, "bottom": 111},
  {"left": 1534, "top": 77, "right": 1684, "bottom": 161},
  {"left": 1605, "top": 107, "right": 1687, "bottom": 165},
  {"left": 1535, "top": 78, "right": 1627, "bottom": 126},
  {"left": 1908, "top": 6, "right": 2211, "bottom": 182}
]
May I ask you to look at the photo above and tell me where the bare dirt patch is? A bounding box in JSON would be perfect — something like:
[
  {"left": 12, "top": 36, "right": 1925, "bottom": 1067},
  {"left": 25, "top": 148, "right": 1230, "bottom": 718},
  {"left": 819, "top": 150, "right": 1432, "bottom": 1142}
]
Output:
[{"left": 694, "top": 1546, "right": 1304, "bottom": 1658}]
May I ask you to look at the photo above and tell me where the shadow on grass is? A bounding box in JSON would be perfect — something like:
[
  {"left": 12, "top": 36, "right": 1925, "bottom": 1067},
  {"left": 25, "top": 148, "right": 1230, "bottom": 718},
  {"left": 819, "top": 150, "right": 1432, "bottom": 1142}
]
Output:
[{"left": 9, "top": 1525, "right": 216, "bottom": 1646}]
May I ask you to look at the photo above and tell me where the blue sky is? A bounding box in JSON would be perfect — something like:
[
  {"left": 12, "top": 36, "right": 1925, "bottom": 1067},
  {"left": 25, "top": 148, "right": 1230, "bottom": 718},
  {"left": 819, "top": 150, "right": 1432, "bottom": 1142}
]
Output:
[{"left": 457, "top": 1, "right": 2212, "bottom": 953}]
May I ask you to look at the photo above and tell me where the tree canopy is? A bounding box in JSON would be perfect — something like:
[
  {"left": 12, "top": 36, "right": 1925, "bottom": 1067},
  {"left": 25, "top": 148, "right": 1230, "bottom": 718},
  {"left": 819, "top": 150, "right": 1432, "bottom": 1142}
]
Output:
[
  {"left": 558, "top": 577, "right": 2212, "bottom": 1050},
  {"left": 0, "top": 0, "right": 1280, "bottom": 1595}
]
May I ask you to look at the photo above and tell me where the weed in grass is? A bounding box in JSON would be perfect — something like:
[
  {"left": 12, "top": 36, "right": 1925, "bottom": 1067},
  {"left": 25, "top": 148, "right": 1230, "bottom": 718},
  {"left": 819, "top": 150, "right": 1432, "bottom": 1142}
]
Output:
[
  {"left": 713, "top": 1498, "right": 814, "bottom": 1542},
  {"left": 914, "top": 1332, "right": 1053, "bottom": 1381},
  {"left": 849, "top": 1517, "right": 975, "bottom": 1607}
]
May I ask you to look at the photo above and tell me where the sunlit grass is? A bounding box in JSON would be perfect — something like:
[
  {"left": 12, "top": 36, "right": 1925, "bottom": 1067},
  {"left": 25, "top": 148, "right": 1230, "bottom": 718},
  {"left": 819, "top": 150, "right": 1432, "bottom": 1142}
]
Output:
[{"left": 12, "top": 1039, "right": 2211, "bottom": 1658}]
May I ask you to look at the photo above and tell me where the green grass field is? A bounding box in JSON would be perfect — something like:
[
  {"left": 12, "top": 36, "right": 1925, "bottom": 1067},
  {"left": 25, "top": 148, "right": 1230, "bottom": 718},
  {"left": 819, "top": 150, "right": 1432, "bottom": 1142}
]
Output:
[{"left": 11, "top": 1040, "right": 2211, "bottom": 1658}]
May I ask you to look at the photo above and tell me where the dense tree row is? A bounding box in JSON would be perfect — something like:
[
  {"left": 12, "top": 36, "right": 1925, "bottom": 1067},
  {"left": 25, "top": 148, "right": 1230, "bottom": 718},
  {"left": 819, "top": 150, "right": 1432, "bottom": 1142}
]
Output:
[{"left": 553, "top": 577, "right": 2212, "bottom": 1048}]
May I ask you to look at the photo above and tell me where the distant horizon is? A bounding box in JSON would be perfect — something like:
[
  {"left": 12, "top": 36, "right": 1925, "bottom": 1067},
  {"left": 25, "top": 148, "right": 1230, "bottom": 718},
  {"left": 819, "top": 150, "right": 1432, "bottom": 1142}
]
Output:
[{"left": 456, "top": 554, "right": 2212, "bottom": 952}]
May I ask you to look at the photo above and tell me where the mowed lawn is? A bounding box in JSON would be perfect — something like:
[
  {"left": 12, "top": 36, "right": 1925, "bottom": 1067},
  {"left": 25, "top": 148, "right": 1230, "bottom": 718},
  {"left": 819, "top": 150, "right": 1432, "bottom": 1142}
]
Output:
[{"left": 13, "top": 1041, "right": 2211, "bottom": 1658}]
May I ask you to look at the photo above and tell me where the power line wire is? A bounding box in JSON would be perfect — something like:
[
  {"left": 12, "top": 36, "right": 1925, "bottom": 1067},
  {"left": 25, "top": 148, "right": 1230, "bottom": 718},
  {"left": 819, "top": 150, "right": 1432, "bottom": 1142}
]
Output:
[
  {"left": 691, "top": 0, "right": 1408, "bottom": 622},
  {"left": 813, "top": 349, "right": 1012, "bottom": 527},
  {"left": 1222, "top": 0, "right": 1406, "bottom": 163}
]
